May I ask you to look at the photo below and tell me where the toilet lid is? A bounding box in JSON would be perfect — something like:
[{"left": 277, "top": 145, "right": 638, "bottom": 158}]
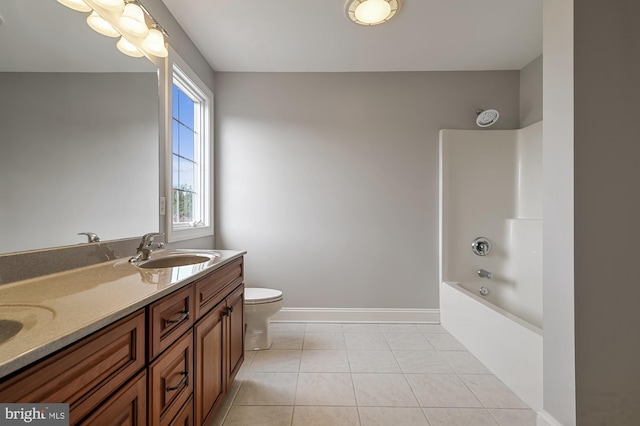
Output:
[{"left": 245, "top": 287, "right": 283, "bottom": 304}]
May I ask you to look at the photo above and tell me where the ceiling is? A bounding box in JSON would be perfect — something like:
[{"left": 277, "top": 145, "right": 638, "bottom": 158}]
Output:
[{"left": 161, "top": 0, "right": 542, "bottom": 72}]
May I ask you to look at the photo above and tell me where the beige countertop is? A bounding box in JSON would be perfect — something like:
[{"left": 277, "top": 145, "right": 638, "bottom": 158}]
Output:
[{"left": 0, "top": 249, "right": 245, "bottom": 379}]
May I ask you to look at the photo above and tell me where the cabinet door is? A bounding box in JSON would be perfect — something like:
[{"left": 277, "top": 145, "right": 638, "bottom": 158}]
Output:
[
  {"left": 193, "top": 302, "right": 226, "bottom": 426},
  {"left": 226, "top": 284, "right": 245, "bottom": 384},
  {"left": 148, "top": 285, "right": 195, "bottom": 360},
  {"left": 77, "top": 371, "right": 147, "bottom": 426},
  {"left": 148, "top": 330, "right": 193, "bottom": 426}
]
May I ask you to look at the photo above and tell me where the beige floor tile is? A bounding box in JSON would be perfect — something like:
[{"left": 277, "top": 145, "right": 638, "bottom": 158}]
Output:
[
  {"left": 359, "top": 407, "right": 429, "bottom": 426},
  {"left": 415, "top": 324, "right": 449, "bottom": 334},
  {"left": 249, "top": 350, "right": 301, "bottom": 372},
  {"left": 406, "top": 374, "right": 482, "bottom": 407},
  {"left": 233, "top": 373, "right": 298, "bottom": 406},
  {"left": 300, "top": 350, "right": 350, "bottom": 372},
  {"left": 423, "top": 408, "right": 498, "bottom": 426},
  {"left": 440, "top": 351, "right": 492, "bottom": 375},
  {"left": 384, "top": 333, "right": 435, "bottom": 351},
  {"left": 352, "top": 373, "right": 419, "bottom": 407},
  {"left": 222, "top": 406, "right": 294, "bottom": 426},
  {"left": 208, "top": 404, "right": 231, "bottom": 426},
  {"left": 270, "top": 322, "right": 306, "bottom": 333},
  {"left": 342, "top": 323, "right": 382, "bottom": 333},
  {"left": 271, "top": 332, "right": 305, "bottom": 350},
  {"left": 222, "top": 378, "right": 242, "bottom": 406},
  {"left": 394, "top": 350, "right": 454, "bottom": 374},
  {"left": 459, "top": 375, "right": 529, "bottom": 409},
  {"left": 348, "top": 350, "right": 401, "bottom": 373},
  {"left": 345, "top": 333, "right": 390, "bottom": 351},
  {"left": 303, "top": 332, "right": 346, "bottom": 350},
  {"left": 295, "top": 373, "right": 356, "bottom": 406},
  {"left": 489, "top": 409, "right": 537, "bottom": 425},
  {"left": 292, "top": 406, "right": 359, "bottom": 426},
  {"left": 379, "top": 324, "right": 420, "bottom": 333},
  {"left": 424, "top": 333, "right": 466, "bottom": 351},
  {"left": 305, "top": 323, "right": 344, "bottom": 333}
]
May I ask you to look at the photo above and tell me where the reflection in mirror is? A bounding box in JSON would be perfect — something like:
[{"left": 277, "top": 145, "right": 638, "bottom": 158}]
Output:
[{"left": 0, "top": 0, "right": 160, "bottom": 254}]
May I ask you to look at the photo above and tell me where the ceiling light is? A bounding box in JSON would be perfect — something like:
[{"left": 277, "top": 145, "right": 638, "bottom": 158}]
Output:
[
  {"left": 57, "top": 0, "right": 92, "bottom": 13},
  {"left": 141, "top": 28, "right": 168, "bottom": 57},
  {"left": 92, "top": 0, "right": 125, "bottom": 13},
  {"left": 87, "top": 11, "right": 120, "bottom": 37},
  {"left": 346, "top": 0, "right": 402, "bottom": 26},
  {"left": 117, "top": 36, "right": 144, "bottom": 57},
  {"left": 119, "top": 2, "right": 149, "bottom": 37}
]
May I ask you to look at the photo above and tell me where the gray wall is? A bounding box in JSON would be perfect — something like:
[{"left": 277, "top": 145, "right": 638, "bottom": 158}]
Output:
[
  {"left": 543, "top": 0, "right": 576, "bottom": 424},
  {"left": 574, "top": 1, "right": 640, "bottom": 424},
  {"left": 520, "top": 55, "right": 543, "bottom": 127},
  {"left": 0, "top": 72, "right": 158, "bottom": 254},
  {"left": 214, "top": 71, "right": 519, "bottom": 309}
]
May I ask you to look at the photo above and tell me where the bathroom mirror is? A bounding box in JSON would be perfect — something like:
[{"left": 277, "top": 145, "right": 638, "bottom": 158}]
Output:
[{"left": 0, "top": 0, "right": 160, "bottom": 254}]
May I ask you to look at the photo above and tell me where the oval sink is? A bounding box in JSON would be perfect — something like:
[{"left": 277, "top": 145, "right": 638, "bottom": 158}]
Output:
[
  {"left": 0, "top": 304, "right": 56, "bottom": 346},
  {"left": 138, "top": 254, "right": 213, "bottom": 269}
]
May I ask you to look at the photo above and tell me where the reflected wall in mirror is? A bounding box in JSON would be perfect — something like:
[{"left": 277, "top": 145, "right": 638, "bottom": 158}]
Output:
[{"left": 0, "top": 0, "right": 160, "bottom": 254}]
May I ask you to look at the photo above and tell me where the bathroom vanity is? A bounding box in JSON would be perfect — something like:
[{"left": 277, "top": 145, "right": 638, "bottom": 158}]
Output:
[{"left": 0, "top": 250, "right": 245, "bottom": 425}]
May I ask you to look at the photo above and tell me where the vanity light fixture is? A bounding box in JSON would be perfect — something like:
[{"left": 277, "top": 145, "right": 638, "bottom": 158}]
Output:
[
  {"left": 86, "top": 11, "right": 120, "bottom": 37},
  {"left": 119, "top": 2, "right": 149, "bottom": 38},
  {"left": 117, "top": 36, "right": 144, "bottom": 57},
  {"left": 346, "top": 0, "right": 402, "bottom": 26},
  {"left": 56, "top": 0, "right": 169, "bottom": 59}
]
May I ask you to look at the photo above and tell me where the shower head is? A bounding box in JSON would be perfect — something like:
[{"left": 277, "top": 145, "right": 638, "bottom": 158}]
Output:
[{"left": 476, "top": 109, "right": 500, "bottom": 127}]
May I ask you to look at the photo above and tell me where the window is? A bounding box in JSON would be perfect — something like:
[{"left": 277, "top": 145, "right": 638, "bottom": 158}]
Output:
[{"left": 165, "top": 52, "right": 213, "bottom": 242}]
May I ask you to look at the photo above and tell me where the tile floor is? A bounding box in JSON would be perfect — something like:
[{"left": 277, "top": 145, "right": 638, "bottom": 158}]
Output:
[{"left": 210, "top": 323, "right": 536, "bottom": 426}]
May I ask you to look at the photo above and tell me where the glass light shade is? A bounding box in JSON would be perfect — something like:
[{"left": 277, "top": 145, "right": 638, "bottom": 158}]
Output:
[
  {"left": 119, "top": 3, "right": 149, "bottom": 37},
  {"left": 92, "top": 0, "right": 125, "bottom": 12},
  {"left": 57, "top": 0, "right": 92, "bottom": 13},
  {"left": 116, "top": 36, "right": 144, "bottom": 57},
  {"left": 354, "top": 0, "right": 391, "bottom": 24},
  {"left": 87, "top": 11, "right": 120, "bottom": 37},
  {"left": 141, "top": 29, "right": 168, "bottom": 57}
]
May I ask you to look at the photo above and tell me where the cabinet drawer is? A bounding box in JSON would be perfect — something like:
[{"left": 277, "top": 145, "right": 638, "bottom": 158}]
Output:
[
  {"left": 195, "top": 258, "right": 243, "bottom": 319},
  {"left": 169, "top": 396, "right": 193, "bottom": 426},
  {"left": 0, "top": 310, "right": 145, "bottom": 423},
  {"left": 77, "top": 371, "right": 147, "bottom": 425},
  {"left": 149, "top": 329, "right": 193, "bottom": 426},
  {"left": 148, "top": 285, "right": 195, "bottom": 360}
]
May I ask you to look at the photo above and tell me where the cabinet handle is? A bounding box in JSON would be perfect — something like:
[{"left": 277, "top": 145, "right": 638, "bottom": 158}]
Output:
[
  {"left": 166, "top": 371, "right": 188, "bottom": 392},
  {"left": 165, "top": 311, "right": 189, "bottom": 325},
  {"left": 228, "top": 306, "right": 234, "bottom": 313}
]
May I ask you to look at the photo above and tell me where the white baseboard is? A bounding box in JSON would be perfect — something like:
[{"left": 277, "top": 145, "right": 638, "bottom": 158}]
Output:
[
  {"left": 537, "top": 410, "right": 564, "bottom": 426},
  {"left": 271, "top": 307, "right": 440, "bottom": 323}
]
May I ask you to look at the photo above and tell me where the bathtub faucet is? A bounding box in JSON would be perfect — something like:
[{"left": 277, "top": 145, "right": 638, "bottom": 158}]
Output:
[{"left": 477, "top": 269, "right": 492, "bottom": 279}]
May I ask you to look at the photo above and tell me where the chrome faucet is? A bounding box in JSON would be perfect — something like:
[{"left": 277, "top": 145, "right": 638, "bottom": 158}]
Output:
[
  {"left": 129, "top": 232, "right": 164, "bottom": 263},
  {"left": 477, "top": 269, "right": 492, "bottom": 279}
]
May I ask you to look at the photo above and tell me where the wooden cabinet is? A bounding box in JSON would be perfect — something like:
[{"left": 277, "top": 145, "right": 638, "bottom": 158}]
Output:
[
  {"left": 0, "top": 256, "right": 244, "bottom": 426},
  {"left": 0, "top": 310, "right": 146, "bottom": 425}
]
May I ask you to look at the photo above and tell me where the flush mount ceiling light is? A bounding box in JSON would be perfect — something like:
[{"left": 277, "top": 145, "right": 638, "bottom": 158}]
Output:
[{"left": 346, "top": 0, "right": 402, "bottom": 26}]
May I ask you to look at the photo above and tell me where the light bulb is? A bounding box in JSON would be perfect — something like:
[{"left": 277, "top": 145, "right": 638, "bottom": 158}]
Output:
[
  {"left": 354, "top": 0, "right": 391, "bottom": 24},
  {"left": 141, "top": 28, "right": 168, "bottom": 57},
  {"left": 57, "top": 0, "right": 92, "bottom": 13},
  {"left": 92, "top": 0, "right": 125, "bottom": 12},
  {"left": 119, "top": 3, "right": 149, "bottom": 37},
  {"left": 87, "top": 11, "right": 120, "bottom": 37},
  {"left": 117, "top": 36, "right": 144, "bottom": 57}
]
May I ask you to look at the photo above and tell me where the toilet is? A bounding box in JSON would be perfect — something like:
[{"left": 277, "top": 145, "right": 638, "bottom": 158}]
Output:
[{"left": 244, "top": 287, "right": 283, "bottom": 350}]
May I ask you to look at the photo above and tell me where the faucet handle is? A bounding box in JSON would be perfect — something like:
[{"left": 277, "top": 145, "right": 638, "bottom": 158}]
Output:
[{"left": 78, "top": 232, "right": 100, "bottom": 243}]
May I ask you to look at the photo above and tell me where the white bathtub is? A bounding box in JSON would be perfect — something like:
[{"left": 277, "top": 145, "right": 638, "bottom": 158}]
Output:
[{"left": 440, "top": 281, "right": 543, "bottom": 411}]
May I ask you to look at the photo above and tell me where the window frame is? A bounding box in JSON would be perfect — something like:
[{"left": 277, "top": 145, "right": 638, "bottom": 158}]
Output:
[{"left": 163, "top": 49, "right": 213, "bottom": 243}]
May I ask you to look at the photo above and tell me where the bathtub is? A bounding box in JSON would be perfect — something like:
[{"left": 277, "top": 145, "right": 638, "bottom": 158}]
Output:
[{"left": 440, "top": 281, "right": 543, "bottom": 411}]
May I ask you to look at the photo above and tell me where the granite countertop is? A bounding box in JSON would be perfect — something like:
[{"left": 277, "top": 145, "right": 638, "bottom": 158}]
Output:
[{"left": 0, "top": 249, "right": 245, "bottom": 379}]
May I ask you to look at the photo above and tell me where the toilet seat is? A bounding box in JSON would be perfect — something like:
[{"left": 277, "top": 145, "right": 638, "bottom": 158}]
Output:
[{"left": 245, "top": 287, "right": 283, "bottom": 305}]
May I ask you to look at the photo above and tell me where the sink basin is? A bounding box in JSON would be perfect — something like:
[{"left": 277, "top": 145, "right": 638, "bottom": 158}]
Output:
[
  {"left": 138, "top": 254, "right": 214, "bottom": 269},
  {"left": 0, "top": 304, "right": 56, "bottom": 346}
]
